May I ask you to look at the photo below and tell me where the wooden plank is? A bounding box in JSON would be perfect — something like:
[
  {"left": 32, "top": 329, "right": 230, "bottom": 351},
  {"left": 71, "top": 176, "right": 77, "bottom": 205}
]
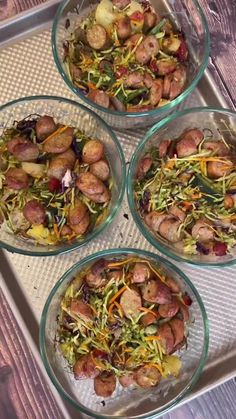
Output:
[{"left": 0, "top": 289, "right": 64, "bottom": 419}]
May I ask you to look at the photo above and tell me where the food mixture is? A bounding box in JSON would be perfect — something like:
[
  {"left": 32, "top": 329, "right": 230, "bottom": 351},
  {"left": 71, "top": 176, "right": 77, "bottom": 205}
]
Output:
[
  {"left": 135, "top": 128, "right": 236, "bottom": 257},
  {"left": 0, "top": 114, "right": 112, "bottom": 245},
  {"left": 63, "top": 0, "right": 188, "bottom": 112},
  {"left": 57, "top": 256, "right": 191, "bottom": 397}
]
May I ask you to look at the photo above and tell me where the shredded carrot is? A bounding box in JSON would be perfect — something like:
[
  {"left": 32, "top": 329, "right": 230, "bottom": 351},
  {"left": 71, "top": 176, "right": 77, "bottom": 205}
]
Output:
[
  {"left": 109, "top": 285, "right": 127, "bottom": 305},
  {"left": 191, "top": 192, "right": 202, "bottom": 199},
  {"left": 42, "top": 125, "right": 69, "bottom": 144},
  {"left": 87, "top": 82, "right": 97, "bottom": 90},
  {"left": 107, "top": 258, "right": 136, "bottom": 268},
  {"left": 145, "top": 336, "right": 161, "bottom": 341},
  {"left": 182, "top": 201, "right": 193, "bottom": 210},
  {"left": 114, "top": 301, "right": 123, "bottom": 317},
  {"left": 147, "top": 362, "right": 163, "bottom": 374},
  {"left": 108, "top": 303, "right": 115, "bottom": 318},
  {"left": 164, "top": 160, "right": 175, "bottom": 169},
  {"left": 139, "top": 307, "right": 158, "bottom": 317},
  {"left": 53, "top": 223, "right": 60, "bottom": 240}
]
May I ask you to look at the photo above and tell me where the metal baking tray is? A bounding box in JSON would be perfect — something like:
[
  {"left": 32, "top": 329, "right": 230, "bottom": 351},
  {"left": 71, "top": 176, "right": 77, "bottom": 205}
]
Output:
[{"left": 0, "top": 1, "right": 236, "bottom": 418}]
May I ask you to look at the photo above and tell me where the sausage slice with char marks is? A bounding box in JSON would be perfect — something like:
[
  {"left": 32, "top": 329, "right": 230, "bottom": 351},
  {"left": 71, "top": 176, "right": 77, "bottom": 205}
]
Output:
[
  {"left": 142, "top": 279, "right": 172, "bottom": 304},
  {"left": 158, "top": 297, "right": 179, "bottom": 318},
  {"left": 132, "top": 262, "right": 150, "bottom": 283},
  {"left": 86, "top": 24, "right": 110, "bottom": 50},
  {"left": 70, "top": 299, "right": 93, "bottom": 320},
  {"left": 159, "top": 217, "right": 183, "bottom": 243},
  {"left": 169, "top": 318, "right": 185, "bottom": 347},
  {"left": 35, "top": 116, "right": 57, "bottom": 142},
  {"left": 82, "top": 139, "right": 104, "bottom": 164},
  {"left": 94, "top": 372, "right": 116, "bottom": 397},
  {"left": 134, "top": 365, "right": 161, "bottom": 388},
  {"left": 42, "top": 127, "right": 74, "bottom": 154},
  {"left": 158, "top": 323, "right": 174, "bottom": 354},
  {"left": 90, "top": 159, "right": 110, "bottom": 181}
]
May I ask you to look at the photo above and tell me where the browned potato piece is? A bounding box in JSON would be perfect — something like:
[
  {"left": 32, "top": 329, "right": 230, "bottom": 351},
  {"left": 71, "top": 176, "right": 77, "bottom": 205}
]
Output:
[
  {"left": 191, "top": 219, "right": 215, "bottom": 241},
  {"left": 163, "top": 37, "right": 181, "bottom": 54},
  {"left": 70, "top": 299, "right": 93, "bottom": 320},
  {"left": 207, "top": 160, "right": 233, "bottom": 179},
  {"left": 116, "top": 16, "right": 132, "bottom": 40},
  {"left": 132, "top": 262, "right": 150, "bottom": 283},
  {"left": 86, "top": 25, "right": 110, "bottom": 50},
  {"left": 169, "top": 318, "right": 185, "bottom": 347},
  {"left": 142, "top": 279, "right": 172, "bottom": 304},
  {"left": 94, "top": 372, "right": 116, "bottom": 397},
  {"left": 137, "top": 156, "right": 152, "bottom": 178},
  {"left": 135, "top": 36, "right": 159, "bottom": 65},
  {"left": 159, "top": 139, "right": 171, "bottom": 157},
  {"left": 134, "top": 365, "right": 161, "bottom": 388},
  {"left": 120, "top": 288, "right": 142, "bottom": 318},
  {"left": 82, "top": 140, "right": 104, "bottom": 164},
  {"left": 5, "top": 168, "right": 29, "bottom": 190},
  {"left": 152, "top": 59, "right": 177, "bottom": 76},
  {"left": 158, "top": 297, "right": 179, "bottom": 318},
  {"left": 143, "top": 12, "right": 158, "bottom": 32},
  {"left": 88, "top": 90, "right": 110, "bottom": 108},
  {"left": 144, "top": 212, "right": 167, "bottom": 232},
  {"left": 149, "top": 79, "right": 163, "bottom": 106},
  {"left": 48, "top": 149, "right": 76, "bottom": 180},
  {"left": 42, "top": 127, "right": 74, "bottom": 154},
  {"left": 159, "top": 217, "right": 182, "bottom": 243},
  {"left": 23, "top": 199, "right": 46, "bottom": 225},
  {"left": 11, "top": 141, "right": 39, "bottom": 162},
  {"left": 119, "top": 373, "right": 135, "bottom": 387},
  {"left": 158, "top": 323, "right": 174, "bottom": 354},
  {"left": 90, "top": 159, "right": 110, "bottom": 181},
  {"left": 35, "top": 116, "right": 57, "bottom": 142}
]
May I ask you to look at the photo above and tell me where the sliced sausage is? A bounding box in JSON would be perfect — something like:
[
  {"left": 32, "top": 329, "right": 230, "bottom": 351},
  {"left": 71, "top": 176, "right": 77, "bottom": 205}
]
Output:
[
  {"left": 5, "top": 168, "right": 29, "bottom": 190},
  {"left": 132, "top": 262, "right": 150, "bottom": 283},
  {"left": 137, "top": 156, "right": 152, "bottom": 178},
  {"left": 180, "top": 129, "right": 204, "bottom": 147},
  {"left": 107, "top": 269, "right": 123, "bottom": 280},
  {"left": 90, "top": 159, "right": 110, "bottom": 181},
  {"left": 165, "top": 277, "right": 180, "bottom": 293},
  {"left": 86, "top": 25, "right": 110, "bottom": 50},
  {"left": 169, "top": 205, "right": 186, "bottom": 222},
  {"left": 85, "top": 188, "right": 110, "bottom": 203},
  {"left": 71, "top": 212, "right": 90, "bottom": 235},
  {"left": 207, "top": 160, "right": 233, "bottom": 179},
  {"left": 73, "top": 354, "right": 99, "bottom": 379},
  {"left": 70, "top": 299, "right": 93, "bottom": 320},
  {"left": 163, "top": 74, "right": 173, "bottom": 99},
  {"left": 119, "top": 373, "right": 135, "bottom": 387},
  {"left": 76, "top": 172, "right": 110, "bottom": 203},
  {"left": 191, "top": 219, "right": 215, "bottom": 241},
  {"left": 68, "top": 199, "right": 88, "bottom": 227},
  {"left": 202, "top": 141, "right": 229, "bottom": 156},
  {"left": 120, "top": 288, "right": 142, "bottom": 318},
  {"left": 135, "top": 35, "right": 159, "bottom": 64},
  {"left": 159, "top": 217, "right": 182, "bottom": 243},
  {"left": 127, "top": 104, "right": 153, "bottom": 112},
  {"left": 35, "top": 116, "right": 57, "bottom": 142},
  {"left": 116, "top": 16, "right": 132, "bottom": 40},
  {"left": 60, "top": 224, "right": 72, "bottom": 237},
  {"left": 176, "top": 138, "right": 197, "bottom": 158},
  {"left": 169, "top": 66, "right": 187, "bottom": 100},
  {"left": 23, "top": 199, "right": 46, "bottom": 225},
  {"left": 224, "top": 194, "right": 235, "bottom": 209},
  {"left": 124, "top": 71, "right": 144, "bottom": 88},
  {"left": 144, "top": 212, "right": 167, "bottom": 232},
  {"left": 169, "top": 318, "right": 185, "bottom": 347},
  {"left": 178, "top": 301, "right": 190, "bottom": 322},
  {"left": 158, "top": 323, "right": 174, "bottom": 354},
  {"left": 88, "top": 89, "right": 110, "bottom": 108},
  {"left": 158, "top": 297, "right": 179, "bottom": 318},
  {"left": 134, "top": 365, "right": 161, "bottom": 388},
  {"left": 94, "top": 372, "right": 116, "bottom": 397},
  {"left": 69, "top": 62, "right": 82, "bottom": 80},
  {"left": 42, "top": 127, "right": 74, "bottom": 154},
  {"left": 125, "top": 33, "right": 143, "bottom": 48},
  {"left": 149, "top": 79, "right": 163, "bottom": 106},
  {"left": 7, "top": 136, "right": 28, "bottom": 154},
  {"left": 110, "top": 96, "right": 126, "bottom": 112},
  {"left": 112, "top": 0, "right": 130, "bottom": 9},
  {"left": 142, "top": 279, "right": 172, "bottom": 304},
  {"left": 150, "top": 59, "right": 176, "bottom": 76},
  {"left": 143, "top": 12, "right": 157, "bottom": 32},
  {"left": 144, "top": 72, "right": 155, "bottom": 88},
  {"left": 86, "top": 269, "right": 107, "bottom": 288},
  {"left": 159, "top": 139, "right": 171, "bottom": 158},
  {"left": 11, "top": 141, "right": 39, "bottom": 162},
  {"left": 47, "top": 149, "right": 76, "bottom": 180},
  {"left": 82, "top": 139, "right": 104, "bottom": 164},
  {"left": 141, "top": 311, "right": 158, "bottom": 326}
]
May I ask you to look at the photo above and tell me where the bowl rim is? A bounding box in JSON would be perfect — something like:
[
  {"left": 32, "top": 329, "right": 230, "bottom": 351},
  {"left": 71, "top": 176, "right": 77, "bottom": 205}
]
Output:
[
  {"left": 127, "top": 106, "right": 236, "bottom": 267},
  {"left": 0, "top": 95, "right": 126, "bottom": 257},
  {"left": 39, "top": 247, "right": 209, "bottom": 419},
  {"left": 51, "top": 0, "right": 210, "bottom": 118}
]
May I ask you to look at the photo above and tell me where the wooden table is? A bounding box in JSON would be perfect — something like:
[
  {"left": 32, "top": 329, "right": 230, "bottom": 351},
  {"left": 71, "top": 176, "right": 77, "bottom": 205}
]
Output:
[{"left": 0, "top": 0, "right": 236, "bottom": 418}]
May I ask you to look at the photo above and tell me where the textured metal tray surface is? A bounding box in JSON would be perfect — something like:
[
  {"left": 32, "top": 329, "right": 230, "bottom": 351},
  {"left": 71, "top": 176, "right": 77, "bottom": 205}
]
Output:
[{"left": 0, "top": 27, "right": 236, "bottom": 415}]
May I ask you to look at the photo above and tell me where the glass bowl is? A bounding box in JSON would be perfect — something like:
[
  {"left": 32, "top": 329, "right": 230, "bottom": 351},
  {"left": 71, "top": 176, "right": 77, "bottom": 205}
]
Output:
[
  {"left": 51, "top": 0, "right": 210, "bottom": 130},
  {"left": 0, "top": 96, "right": 125, "bottom": 256},
  {"left": 40, "top": 247, "right": 209, "bottom": 418},
  {"left": 127, "top": 107, "right": 236, "bottom": 266}
]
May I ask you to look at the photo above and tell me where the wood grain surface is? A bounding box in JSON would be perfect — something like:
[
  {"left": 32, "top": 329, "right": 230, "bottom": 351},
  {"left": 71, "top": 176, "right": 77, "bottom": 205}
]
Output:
[{"left": 0, "top": 0, "right": 236, "bottom": 418}]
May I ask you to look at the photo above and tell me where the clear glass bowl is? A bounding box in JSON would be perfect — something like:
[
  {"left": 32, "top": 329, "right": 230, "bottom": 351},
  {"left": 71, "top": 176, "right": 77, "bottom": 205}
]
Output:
[
  {"left": 127, "top": 107, "right": 236, "bottom": 266},
  {"left": 40, "top": 248, "right": 209, "bottom": 418},
  {"left": 51, "top": 0, "right": 210, "bottom": 130},
  {"left": 0, "top": 96, "right": 125, "bottom": 256}
]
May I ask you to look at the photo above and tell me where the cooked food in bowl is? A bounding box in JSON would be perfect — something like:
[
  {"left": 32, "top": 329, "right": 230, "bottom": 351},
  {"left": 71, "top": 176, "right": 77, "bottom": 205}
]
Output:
[
  {"left": 63, "top": 0, "right": 188, "bottom": 113},
  {"left": 40, "top": 249, "right": 208, "bottom": 417},
  {"left": 57, "top": 255, "right": 192, "bottom": 397},
  {"left": 133, "top": 127, "right": 236, "bottom": 259}
]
